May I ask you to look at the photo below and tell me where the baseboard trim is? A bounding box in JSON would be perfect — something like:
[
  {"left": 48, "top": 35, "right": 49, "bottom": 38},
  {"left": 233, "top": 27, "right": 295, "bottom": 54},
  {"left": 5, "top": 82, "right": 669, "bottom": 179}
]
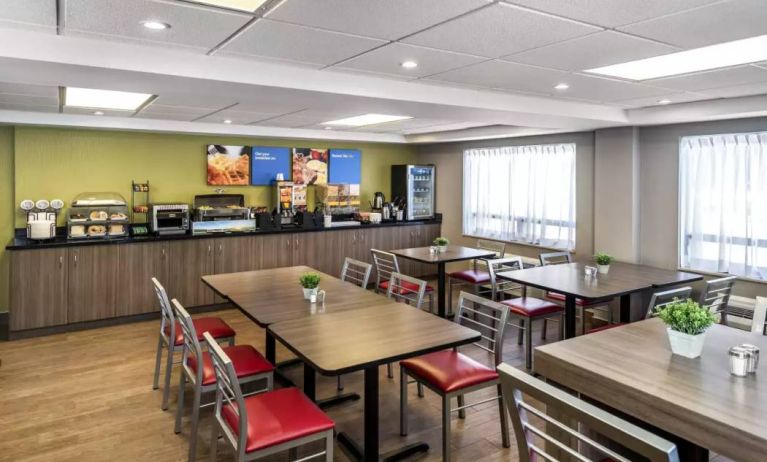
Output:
[{"left": 5, "top": 303, "right": 232, "bottom": 341}]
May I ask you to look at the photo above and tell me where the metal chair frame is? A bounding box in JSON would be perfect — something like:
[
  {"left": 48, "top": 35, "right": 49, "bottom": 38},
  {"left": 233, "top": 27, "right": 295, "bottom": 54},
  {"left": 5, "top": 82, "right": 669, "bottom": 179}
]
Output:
[
  {"left": 340, "top": 257, "right": 373, "bottom": 289},
  {"left": 498, "top": 363, "right": 680, "bottom": 462},
  {"left": 699, "top": 275, "right": 737, "bottom": 324},
  {"left": 400, "top": 291, "right": 511, "bottom": 461},
  {"left": 205, "top": 332, "right": 333, "bottom": 462},
  {"left": 172, "top": 300, "right": 272, "bottom": 462},
  {"left": 447, "top": 239, "right": 506, "bottom": 316},
  {"left": 372, "top": 248, "right": 433, "bottom": 313},
  {"left": 384, "top": 272, "right": 428, "bottom": 379},
  {"left": 539, "top": 252, "right": 614, "bottom": 334},
  {"left": 645, "top": 286, "right": 693, "bottom": 319},
  {"left": 151, "top": 277, "right": 235, "bottom": 411}
]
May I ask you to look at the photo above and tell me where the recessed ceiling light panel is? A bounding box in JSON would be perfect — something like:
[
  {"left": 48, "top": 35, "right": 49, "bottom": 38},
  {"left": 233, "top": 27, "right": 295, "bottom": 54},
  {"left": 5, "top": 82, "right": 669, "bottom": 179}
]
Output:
[
  {"left": 141, "top": 20, "right": 170, "bottom": 30},
  {"left": 65, "top": 87, "right": 153, "bottom": 111},
  {"left": 191, "top": 0, "right": 269, "bottom": 12},
  {"left": 585, "top": 34, "right": 767, "bottom": 81},
  {"left": 322, "top": 114, "right": 413, "bottom": 127},
  {"left": 223, "top": 119, "right": 232, "bottom": 124},
  {"left": 401, "top": 60, "right": 418, "bottom": 69}
]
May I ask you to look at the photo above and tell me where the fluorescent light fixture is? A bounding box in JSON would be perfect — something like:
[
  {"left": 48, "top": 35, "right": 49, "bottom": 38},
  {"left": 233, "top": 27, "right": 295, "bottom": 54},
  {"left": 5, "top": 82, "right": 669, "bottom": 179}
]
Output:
[
  {"left": 141, "top": 20, "right": 170, "bottom": 30},
  {"left": 657, "top": 99, "right": 672, "bottom": 105},
  {"left": 585, "top": 34, "right": 767, "bottom": 81},
  {"left": 223, "top": 119, "right": 232, "bottom": 124},
  {"left": 65, "top": 87, "right": 153, "bottom": 111},
  {"left": 322, "top": 113, "right": 412, "bottom": 127},
  {"left": 401, "top": 60, "right": 418, "bottom": 69},
  {"left": 554, "top": 83, "right": 569, "bottom": 90},
  {"left": 191, "top": 0, "right": 268, "bottom": 11}
]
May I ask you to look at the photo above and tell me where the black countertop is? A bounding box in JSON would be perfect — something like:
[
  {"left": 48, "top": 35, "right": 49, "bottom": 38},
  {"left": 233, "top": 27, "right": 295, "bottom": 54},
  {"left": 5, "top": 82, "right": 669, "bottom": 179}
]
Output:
[{"left": 7, "top": 218, "right": 442, "bottom": 250}]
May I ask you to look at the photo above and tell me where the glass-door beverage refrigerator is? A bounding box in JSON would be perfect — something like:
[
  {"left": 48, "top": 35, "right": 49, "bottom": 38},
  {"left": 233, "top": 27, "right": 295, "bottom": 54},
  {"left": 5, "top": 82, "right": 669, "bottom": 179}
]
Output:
[{"left": 391, "top": 164, "right": 435, "bottom": 220}]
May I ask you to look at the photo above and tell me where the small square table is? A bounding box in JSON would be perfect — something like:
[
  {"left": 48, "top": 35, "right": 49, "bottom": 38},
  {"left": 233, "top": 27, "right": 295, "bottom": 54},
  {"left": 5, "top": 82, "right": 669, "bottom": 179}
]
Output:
[
  {"left": 269, "top": 304, "right": 481, "bottom": 461},
  {"left": 390, "top": 246, "right": 496, "bottom": 318},
  {"left": 497, "top": 261, "right": 702, "bottom": 338}
]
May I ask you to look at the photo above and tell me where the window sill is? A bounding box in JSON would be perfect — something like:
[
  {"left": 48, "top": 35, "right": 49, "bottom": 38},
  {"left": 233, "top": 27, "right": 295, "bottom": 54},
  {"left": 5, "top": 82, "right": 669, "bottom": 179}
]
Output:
[
  {"left": 462, "top": 233, "right": 573, "bottom": 254},
  {"left": 677, "top": 266, "right": 767, "bottom": 286}
]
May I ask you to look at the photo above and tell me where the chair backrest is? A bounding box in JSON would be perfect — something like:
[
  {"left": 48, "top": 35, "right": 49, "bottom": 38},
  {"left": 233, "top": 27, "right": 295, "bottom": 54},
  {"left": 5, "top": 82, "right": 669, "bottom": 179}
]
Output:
[
  {"left": 487, "top": 257, "right": 526, "bottom": 301},
  {"left": 152, "top": 277, "right": 174, "bottom": 336},
  {"left": 386, "top": 272, "right": 427, "bottom": 310},
  {"left": 645, "top": 286, "right": 693, "bottom": 319},
  {"left": 204, "top": 331, "right": 249, "bottom": 459},
  {"left": 699, "top": 276, "right": 737, "bottom": 315},
  {"left": 340, "top": 257, "right": 373, "bottom": 288},
  {"left": 454, "top": 291, "right": 510, "bottom": 366},
  {"left": 171, "top": 299, "right": 204, "bottom": 385},
  {"left": 498, "top": 363, "right": 680, "bottom": 462},
  {"left": 474, "top": 239, "right": 507, "bottom": 271},
  {"left": 539, "top": 251, "right": 572, "bottom": 266},
  {"left": 371, "top": 249, "right": 400, "bottom": 287}
]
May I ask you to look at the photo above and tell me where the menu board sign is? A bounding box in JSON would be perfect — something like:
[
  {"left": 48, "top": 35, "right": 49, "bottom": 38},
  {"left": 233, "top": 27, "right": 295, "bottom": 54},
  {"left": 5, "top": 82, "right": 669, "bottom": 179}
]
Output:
[
  {"left": 292, "top": 148, "right": 328, "bottom": 185},
  {"left": 207, "top": 145, "right": 251, "bottom": 186},
  {"left": 250, "top": 146, "right": 291, "bottom": 185},
  {"left": 329, "top": 149, "right": 361, "bottom": 184}
]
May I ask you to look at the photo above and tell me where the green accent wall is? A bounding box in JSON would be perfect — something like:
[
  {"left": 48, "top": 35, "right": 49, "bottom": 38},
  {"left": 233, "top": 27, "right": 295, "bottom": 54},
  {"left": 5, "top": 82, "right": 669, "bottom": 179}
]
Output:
[{"left": 1, "top": 126, "right": 416, "bottom": 312}]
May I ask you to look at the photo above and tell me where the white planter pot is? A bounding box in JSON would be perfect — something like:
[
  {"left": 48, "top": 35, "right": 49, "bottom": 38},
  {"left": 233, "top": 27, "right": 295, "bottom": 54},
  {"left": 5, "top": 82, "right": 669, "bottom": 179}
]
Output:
[
  {"left": 438, "top": 245, "right": 448, "bottom": 252},
  {"left": 597, "top": 264, "right": 610, "bottom": 274},
  {"left": 666, "top": 328, "right": 707, "bottom": 358},
  {"left": 302, "top": 287, "right": 318, "bottom": 300}
]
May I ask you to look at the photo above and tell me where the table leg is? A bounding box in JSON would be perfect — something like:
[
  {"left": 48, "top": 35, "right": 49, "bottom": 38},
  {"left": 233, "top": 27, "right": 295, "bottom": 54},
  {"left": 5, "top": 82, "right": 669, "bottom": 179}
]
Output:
[
  {"left": 302, "top": 362, "right": 361, "bottom": 410},
  {"left": 620, "top": 294, "right": 631, "bottom": 323},
  {"left": 564, "top": 295, "right": 577, "bottom": 339},
  {"left": 437, "top": 262, "right": 447, "bottom": 318},
  {"left": 266, "top": 331, "right": 301, "bottom": 387},
  {"left": 265, "top": 332, "right": 276, "bottom": 364}
]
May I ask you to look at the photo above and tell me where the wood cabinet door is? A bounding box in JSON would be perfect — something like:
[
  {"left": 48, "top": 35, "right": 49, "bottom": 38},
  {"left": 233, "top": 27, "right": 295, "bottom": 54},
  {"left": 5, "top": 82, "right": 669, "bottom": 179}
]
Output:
[
  {"left": 167, "top": 239, "right": 216, "bottom": 307},
  {"left": 116, "top": 242, "right": 169, "bottom": 317},
  {"left": 68, "top": 246, "right": 120, "bottom": 323},
  {"left": 259, "top": 234, "right": 293, "bottom": 269},
  {"left": 215, "top": 236, "right": 260, "bottom": 274},
  {"left": 10, "top": 249, "right": 69, "bottom": 331}
]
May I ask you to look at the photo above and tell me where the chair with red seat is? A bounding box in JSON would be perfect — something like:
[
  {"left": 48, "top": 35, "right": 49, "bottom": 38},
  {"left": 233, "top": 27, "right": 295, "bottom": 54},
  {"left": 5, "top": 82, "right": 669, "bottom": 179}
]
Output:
[
  {"left": 447, "top": 239, "right": 506, "bottom": 316},
  {"left": 539, "top": 252, "right": 615, "bottom": 335},
  {"left": 384, "top": 272, "right": 428, "bottom": 379},
  {"left": 371, "top": 249, "right": 434, "bottom": 312},
  {"left": 498, "top": 363, "right": 680, "bottom": 462},
  {"left": 172, "top": 300, "right": 273, "bottom": 462},
  {"left": 400, "top": 291, "right": 511, "bottom": 461},
  {"left": 151, "top": 278, "right": 236, "bottom": 411},
  {"left": 205, "top": 332, "right": 335, "bottom": 462},
  {"left": 489, "top": 258, "right": 563, "bottom": 370}
]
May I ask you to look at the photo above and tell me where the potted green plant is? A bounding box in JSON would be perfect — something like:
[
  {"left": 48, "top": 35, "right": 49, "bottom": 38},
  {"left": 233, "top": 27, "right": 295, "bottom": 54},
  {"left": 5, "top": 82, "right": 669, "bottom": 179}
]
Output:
[
  {"left": 433, "top": 236, "right": 449, "bottom": 252},
  {"left": 594, "top": 252, "right": 613, "bottom": 274},
  {"left": 657, "top": 299, "right": 717, "bottom": 358},
  {"left": 299, "top": 272, "right": 321, "bottom": 300}
]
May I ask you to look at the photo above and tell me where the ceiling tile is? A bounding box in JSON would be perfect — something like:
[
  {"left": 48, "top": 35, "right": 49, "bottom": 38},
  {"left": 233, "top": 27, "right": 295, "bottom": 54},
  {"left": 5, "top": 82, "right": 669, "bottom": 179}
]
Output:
[
  {"left": 219, "top": 19, "right": 386, "bottom": 66},
  {"left": 350, "top": 118, "right": 456, "bottom": 133},
  {"left": 252, "top": 113, "right": 323, "bottom": 128},
  {"left": 196, "top": 109, "right": 282, "bottom": 124},
  {"left": 65, "top": 0, "right": 252, "bottom": 50},
  {"left": 0, "top": 102, "right": 58, "bottom": 113},
  {"left": 507, "top": 31, "right": 679, "bottom": 72},
  {"left": 426, "top": 60, "right": 568, "bottom": 95},
  {"left": 335, "top": 43, "right": 486, "bottom": 79},
  {"left": 404, "top": 121, "right": 489, "bottom": 134},
  {"left": 700, "top": 81, "right": 767, "bottom": 99},
  {"left": 0, "top": 82, "right": 58, "bottom": 98},
  {"left": 553, "top": 73, "right": 671, "bottom": 101},
  {"left": 149, "top": 94, "right": 238, "bottom": 109},
  {"left": 503, "top": 0, "right": 720, "bottom": 28},
  {"left": 0, "top": 0, "right": 57, "bottom": 32},
  {"left": 610, "top": 92, "right": 710, "bottom": 108},
  {"left": 0, "top": 93, "right": 58, "bottom": 107},
  {"left": 645, "top": 65, "right": 767, "bottom": 92},
  {"left": 403, "top": 2, "right": 600, "bottom": 58},
  {"left": 138, "top": 103, "right": 218, "bottom": 119},
  {"left": 619, "top": 0, "right": 767, "bottom": 48},
  {"left": 134, "top": 111, "right": 204, "bottom": 122},
  {"left": 266, "top": 0, "right": 491, "bottom": 40}
]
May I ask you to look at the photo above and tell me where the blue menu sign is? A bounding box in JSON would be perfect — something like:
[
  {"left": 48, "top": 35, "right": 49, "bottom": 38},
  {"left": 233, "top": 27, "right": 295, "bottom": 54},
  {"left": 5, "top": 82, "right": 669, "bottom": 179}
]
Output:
[
  {"left": 329, "top": 149, "right": 361, "bottom": 184},
  {"left": 251, "top": 146, "right": 291, "bottom": 185}
]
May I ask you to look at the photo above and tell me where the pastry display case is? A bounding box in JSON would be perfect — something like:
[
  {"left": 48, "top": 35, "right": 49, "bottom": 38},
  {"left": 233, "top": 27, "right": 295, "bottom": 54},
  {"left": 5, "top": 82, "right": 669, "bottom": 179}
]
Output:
[{"left": 67, "top": 192, "right": 130, "bottom": 239}]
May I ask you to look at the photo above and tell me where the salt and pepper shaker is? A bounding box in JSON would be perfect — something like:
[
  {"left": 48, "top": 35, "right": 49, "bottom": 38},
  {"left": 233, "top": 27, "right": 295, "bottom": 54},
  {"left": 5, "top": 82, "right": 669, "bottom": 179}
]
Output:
[
  {"left": 729, "top": 346, "right": 750, "bottom": 377},
  {"left": 740, "top": 344, "right": 760, "bottom": 374}
]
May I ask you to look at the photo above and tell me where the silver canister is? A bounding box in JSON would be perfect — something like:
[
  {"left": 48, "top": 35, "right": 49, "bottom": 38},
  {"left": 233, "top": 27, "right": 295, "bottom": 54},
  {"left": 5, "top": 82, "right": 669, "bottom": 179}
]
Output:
[
  {"left": 739, "top": 344, "right": 760, "bottom": 374},
  {"left": 729, "top": 346, "right": 751, "bottom": 377}
]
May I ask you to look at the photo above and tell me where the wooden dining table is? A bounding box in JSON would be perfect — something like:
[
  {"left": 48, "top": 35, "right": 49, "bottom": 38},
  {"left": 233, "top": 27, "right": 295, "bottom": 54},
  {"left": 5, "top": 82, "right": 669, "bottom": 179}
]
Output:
[
  {"left": 269, "top": 304, "right": 481, "bottom": 462},
  {"left": 534, "top": 318, "right": 767, "bottom": 462},
  {"left": 497, "top": 261, "right": 703, "bottom": 338},
  {"left": 390, "top": 246, "right": 496, "bottom": 318}
]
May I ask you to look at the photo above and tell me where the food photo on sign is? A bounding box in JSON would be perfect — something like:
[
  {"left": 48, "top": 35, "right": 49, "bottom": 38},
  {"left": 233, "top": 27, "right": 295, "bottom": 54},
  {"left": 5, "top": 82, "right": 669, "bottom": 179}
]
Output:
[
  {"left": 206, "top": 145, "right": 251, "bottom": 185},
  {"left": 292, "top": 148, "right": 328, "bottom": 185}
]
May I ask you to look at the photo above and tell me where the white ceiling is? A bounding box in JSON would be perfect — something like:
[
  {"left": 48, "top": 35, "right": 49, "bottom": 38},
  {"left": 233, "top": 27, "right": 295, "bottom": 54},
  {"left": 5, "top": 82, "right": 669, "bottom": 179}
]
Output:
[{"left": 0, "top": 0, "right": 766, "bottom": 142}]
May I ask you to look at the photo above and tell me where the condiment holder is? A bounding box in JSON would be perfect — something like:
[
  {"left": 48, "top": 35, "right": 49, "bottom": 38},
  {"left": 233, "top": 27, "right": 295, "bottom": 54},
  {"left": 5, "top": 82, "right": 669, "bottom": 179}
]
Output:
[
  {"left": 584, "top": 265, "right": 598, "bottom": 278},
  {"left": 729, "top": 344, "right": 760, "bottom": 377}
]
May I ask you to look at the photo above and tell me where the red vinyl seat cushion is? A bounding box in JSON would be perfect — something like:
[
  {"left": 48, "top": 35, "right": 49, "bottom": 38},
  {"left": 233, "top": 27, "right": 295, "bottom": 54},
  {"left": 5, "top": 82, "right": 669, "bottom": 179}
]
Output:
[
  {"left": 501, "top": 297, "right": 563, "bottom": 318},
  {"left": 187, "top": 345, "right": 274, "bottom": 386},
  {"left": 222, "top": 387, "right": 334, "bottom": 453},
  {"left": 379, "top": 280, "right": 434, "bottom": 294},
  {"left": 166, "top": 317, "right": 236, "bottom": 346},
  {"left": 448, "top": 269, "right": 491, "bottom": 284},
  {"left": 546, "top": 292, "right": 612, "bottom": 307},
  {"left": 400, "top": 350, "right": 498, "bottom": 393},
  {"left": 588, "top": 323, "right": 627, "bottom": 334}
]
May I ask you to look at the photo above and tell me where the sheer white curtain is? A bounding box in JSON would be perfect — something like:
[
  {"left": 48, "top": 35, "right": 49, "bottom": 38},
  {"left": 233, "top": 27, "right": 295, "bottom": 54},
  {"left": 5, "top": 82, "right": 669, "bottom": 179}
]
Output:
[
  {"left": 463, "top": 143, "right": 576, "bottom": 250},
  {"left": 679, "top": 132, "right": 767, "bottom": 280}
]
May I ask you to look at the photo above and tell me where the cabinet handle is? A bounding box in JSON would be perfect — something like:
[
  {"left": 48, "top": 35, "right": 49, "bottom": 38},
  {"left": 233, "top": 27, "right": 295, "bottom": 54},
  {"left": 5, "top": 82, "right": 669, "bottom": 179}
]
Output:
[
  {"left": 207, "top": 245, "right": 212, "bottom": 254},
  {"left": 73, "top": 253, "right": 78, "bottom": 266},
  {"left": 59, "top": 256, "right": 63, "bottom": 268},
  {"left": 219, "top": 244, "right": 223, "bottom": 255},
  {"left": 161, "top": 248, "right": 166, "bottom": 258},
  {"left": 295, "top": 239, "right": 299, "bottom": 247}
]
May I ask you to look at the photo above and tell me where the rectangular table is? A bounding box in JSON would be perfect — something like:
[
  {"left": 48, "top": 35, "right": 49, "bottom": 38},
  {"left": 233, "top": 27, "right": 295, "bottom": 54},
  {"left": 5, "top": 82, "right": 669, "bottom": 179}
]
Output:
[
  {"left": 390, "top": 246, "right": 496, "bottom": 318},
  {"left": 534, "top": 319, "right": 767, "bottom": 462},
  {"left": 269, "top": 304, "right": 481, "bottom": 462},
  {"left": 498, "top": 261, "right": 702, "bottom": 338}
]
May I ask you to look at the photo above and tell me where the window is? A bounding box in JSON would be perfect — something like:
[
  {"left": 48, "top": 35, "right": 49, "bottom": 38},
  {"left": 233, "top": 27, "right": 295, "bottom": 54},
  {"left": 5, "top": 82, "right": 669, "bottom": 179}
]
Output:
[
  {"left": 463, "top": 143, "right": 576, "bottom": 250},
  {"left": 679, "top": 132, "right": 767, "bottom": 280}
]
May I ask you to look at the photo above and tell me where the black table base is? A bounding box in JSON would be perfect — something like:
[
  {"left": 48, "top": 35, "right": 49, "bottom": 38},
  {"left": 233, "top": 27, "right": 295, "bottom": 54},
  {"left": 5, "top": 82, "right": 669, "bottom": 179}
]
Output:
[
  {"left": 337, "top": 432, "right": 429, "bottom": 462},
  {"left": 437, "top": 262, "right": 447, "bottom": 318}
]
